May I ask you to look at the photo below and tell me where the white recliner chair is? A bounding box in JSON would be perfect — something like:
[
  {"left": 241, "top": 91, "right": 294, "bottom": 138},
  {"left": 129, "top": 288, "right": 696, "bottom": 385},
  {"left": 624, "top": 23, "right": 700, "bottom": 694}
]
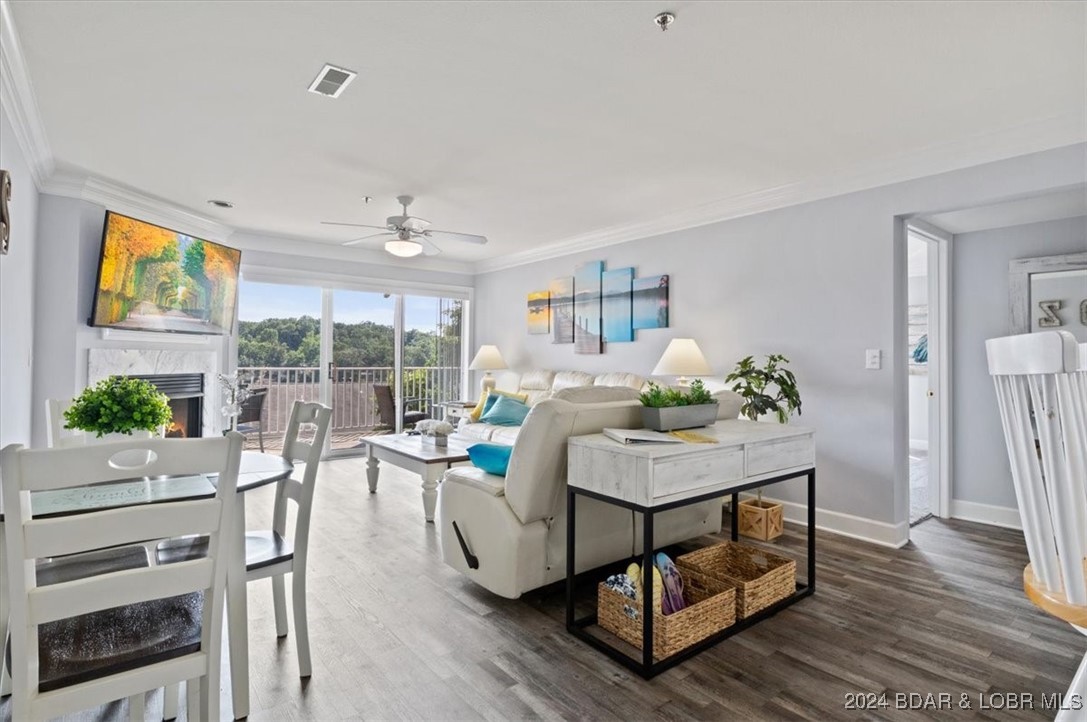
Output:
[{"left": 437, "top": 389, "right": 723, "bottom": 598}]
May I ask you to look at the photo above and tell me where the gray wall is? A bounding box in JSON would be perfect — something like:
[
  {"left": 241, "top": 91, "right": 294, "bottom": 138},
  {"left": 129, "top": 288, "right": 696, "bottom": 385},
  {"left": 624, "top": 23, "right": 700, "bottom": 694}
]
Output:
[
  {"left": 472, "top": 144, "right": 1086, "bottom": 532},
  {"left": 952, "top": 216, "right": 1087, "bottom": 510},
  {"left": 0, "top": 106, "right": 40, "bottom": 447}
]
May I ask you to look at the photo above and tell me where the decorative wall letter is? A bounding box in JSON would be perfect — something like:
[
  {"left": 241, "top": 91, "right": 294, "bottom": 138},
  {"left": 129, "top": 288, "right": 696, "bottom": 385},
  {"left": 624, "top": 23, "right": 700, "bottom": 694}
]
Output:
[{"left": 1038, "top": 299, "right": 1063, "bottom": 328}]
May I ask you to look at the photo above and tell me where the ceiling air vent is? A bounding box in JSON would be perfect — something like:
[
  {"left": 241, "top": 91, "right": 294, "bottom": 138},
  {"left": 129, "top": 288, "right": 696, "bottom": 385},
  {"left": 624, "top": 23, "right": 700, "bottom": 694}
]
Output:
[{"left": 307, "top": 64, "right": 357, "bottom": 98}]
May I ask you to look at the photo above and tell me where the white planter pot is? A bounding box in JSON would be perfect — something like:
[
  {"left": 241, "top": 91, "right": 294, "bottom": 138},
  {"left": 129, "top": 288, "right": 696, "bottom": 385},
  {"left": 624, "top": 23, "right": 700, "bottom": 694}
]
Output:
[{"left": 87, "top": 430, "right": 155, "bottom": 469}]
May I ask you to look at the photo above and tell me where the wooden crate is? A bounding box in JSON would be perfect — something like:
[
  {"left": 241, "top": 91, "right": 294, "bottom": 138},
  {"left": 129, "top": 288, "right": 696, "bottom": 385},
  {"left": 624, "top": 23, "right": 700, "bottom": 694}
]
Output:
[{"left": 738, "top": 498, "right": 784, "bottom": 541}]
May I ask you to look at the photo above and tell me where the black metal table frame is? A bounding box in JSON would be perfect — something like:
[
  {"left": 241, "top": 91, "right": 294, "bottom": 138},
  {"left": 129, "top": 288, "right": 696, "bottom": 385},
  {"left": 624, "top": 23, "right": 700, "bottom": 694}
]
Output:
[{"left": 565, "top": 467, "right": 816, "bottom": 679}]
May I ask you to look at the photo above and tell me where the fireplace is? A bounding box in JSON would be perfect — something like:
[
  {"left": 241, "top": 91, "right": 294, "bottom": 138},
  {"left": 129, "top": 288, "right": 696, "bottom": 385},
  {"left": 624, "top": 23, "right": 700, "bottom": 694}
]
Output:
[{"left": 130, "top": 373, "right": 204, "bottom": 438}]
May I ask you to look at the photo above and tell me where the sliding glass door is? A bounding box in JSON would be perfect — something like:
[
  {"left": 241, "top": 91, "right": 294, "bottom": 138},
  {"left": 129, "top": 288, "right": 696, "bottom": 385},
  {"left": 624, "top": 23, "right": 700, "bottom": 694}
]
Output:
[{"left": 237, "top": 278, "right": 467, "bottom": 456}]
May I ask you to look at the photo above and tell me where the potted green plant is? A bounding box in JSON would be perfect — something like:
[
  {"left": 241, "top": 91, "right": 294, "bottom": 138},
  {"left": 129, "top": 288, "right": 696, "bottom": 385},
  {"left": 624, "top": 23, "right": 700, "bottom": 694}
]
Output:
[
  {"left": 639, "top": 379, "right": 718, "bottom": 431},
  {"left": 725, "top": 354, "right": 802, "bottom": 540},
  {"left": 64, "top": 376, "right": 173, "bottom": 440},
  {"left": 724, "top": 354, "right": 802, "bottom": 424}
]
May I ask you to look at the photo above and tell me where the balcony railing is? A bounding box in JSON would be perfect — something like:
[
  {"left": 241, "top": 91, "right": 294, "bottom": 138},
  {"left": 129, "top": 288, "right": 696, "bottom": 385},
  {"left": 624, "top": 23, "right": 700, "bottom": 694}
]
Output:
[{"left": 238, "top": 365, "right": 463, "bottom": 435}]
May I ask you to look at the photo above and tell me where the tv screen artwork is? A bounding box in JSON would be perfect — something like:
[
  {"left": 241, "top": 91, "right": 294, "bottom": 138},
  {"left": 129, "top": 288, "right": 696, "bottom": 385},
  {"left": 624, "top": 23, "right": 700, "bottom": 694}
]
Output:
[{"left": 91, "top": 212, "right": 242, "bottom": 335}]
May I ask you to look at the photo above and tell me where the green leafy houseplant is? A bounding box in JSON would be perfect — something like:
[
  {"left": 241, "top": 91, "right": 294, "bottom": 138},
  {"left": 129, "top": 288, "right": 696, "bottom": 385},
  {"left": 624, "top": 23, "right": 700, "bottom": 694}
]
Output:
[
  {"left": 639, "top": 379, "right": 714, "bottom": 408},
  {"left": 64, "top": 377, "right": 172, "bottom": 438},
  {"left": 725, "top": 354, "right": 802, "bottom": 424}
]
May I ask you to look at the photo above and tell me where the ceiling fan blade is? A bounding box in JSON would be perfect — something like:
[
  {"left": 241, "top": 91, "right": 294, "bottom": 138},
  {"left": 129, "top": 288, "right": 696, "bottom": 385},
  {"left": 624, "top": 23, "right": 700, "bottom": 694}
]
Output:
[
  {"left": 415, "top": 235, "right": 442, "bottom": 256},
  {"left": 321, "top": 221, "right": 391, "bottom": 231},
  {"left": 424, "top": 229, "right": 488, "bottom": 245},
  {"left": 342, "top": 233, "right": 394, "bottom": 247}
]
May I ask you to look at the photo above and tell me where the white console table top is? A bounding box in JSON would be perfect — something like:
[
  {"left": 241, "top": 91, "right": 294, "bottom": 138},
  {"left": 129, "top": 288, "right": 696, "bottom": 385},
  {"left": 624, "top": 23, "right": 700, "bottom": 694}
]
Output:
[{"left": 568, "top": 419, "right": 815, "bottom": 507}]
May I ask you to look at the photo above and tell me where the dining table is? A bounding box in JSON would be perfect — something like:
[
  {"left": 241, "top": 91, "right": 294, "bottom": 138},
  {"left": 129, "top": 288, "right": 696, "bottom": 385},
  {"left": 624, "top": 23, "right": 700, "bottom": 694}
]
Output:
[{"left": 0, "top": 449, "right": 292, "bottom": 720}]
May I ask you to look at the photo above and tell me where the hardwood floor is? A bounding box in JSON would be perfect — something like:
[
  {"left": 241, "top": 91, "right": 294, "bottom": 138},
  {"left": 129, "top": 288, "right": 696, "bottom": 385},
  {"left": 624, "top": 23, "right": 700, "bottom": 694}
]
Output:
[{"left": 2, "top": 456, "right": 1082, "bottom": 721}]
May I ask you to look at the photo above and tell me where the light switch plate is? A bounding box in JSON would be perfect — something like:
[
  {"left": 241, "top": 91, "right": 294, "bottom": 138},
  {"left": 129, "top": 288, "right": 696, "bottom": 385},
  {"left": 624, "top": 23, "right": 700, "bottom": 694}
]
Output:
[{"left": 865, "top": 349, "right": 881, "bottom": 369}]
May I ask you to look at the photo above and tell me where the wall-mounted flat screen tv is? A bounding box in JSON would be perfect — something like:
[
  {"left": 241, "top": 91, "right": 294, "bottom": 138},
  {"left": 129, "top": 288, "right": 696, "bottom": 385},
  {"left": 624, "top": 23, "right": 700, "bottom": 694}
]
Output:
[{"left": 90, "top": 211, "right": 242, "bottom": 335}]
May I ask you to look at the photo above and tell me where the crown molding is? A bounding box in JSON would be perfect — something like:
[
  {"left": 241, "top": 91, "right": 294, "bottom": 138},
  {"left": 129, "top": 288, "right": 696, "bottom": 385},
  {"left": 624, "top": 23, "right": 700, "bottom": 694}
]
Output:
[
  {"left": 42, "top": 170, "right": 235, "bottom": 241},
  {"left": 0, "top": 0, "right": 54, "bottom": 189},
  {"left": 474, "top": 115, "right": 1086, "bottom": 273}
]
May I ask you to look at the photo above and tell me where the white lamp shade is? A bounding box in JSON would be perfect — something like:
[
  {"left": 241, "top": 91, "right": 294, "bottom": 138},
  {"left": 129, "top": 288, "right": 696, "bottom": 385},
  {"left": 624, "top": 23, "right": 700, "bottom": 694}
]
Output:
[
  {"left": 469, "top": 345, "right": 508, "bottom": 371},
  {"left": 652, "top": 338, "right": 713, "bottom": 377}
]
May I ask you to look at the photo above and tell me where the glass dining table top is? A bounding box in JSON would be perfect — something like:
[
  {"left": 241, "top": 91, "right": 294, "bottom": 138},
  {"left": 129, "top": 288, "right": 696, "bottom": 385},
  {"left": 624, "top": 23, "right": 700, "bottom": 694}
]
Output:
[{"left": 0, "top": 451, "right": 293, "bottom": 521}]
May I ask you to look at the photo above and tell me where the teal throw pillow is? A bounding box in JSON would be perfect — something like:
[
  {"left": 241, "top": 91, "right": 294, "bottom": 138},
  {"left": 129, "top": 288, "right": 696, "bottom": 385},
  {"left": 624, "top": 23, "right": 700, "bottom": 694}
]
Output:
[
  {"left": 467, "top": 443, "right": 514, "bottom": 476},
  {"left": 479, "top": 395, "right": 530, "bottom": 426}
]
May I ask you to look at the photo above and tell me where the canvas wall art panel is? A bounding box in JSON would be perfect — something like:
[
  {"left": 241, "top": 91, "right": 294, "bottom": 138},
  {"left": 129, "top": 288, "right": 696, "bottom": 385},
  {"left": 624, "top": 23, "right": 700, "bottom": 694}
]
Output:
[
  {"left": 549, "top": 277, "right": 574, "bottom": 344},
  {"left": 632, "top": 274, "right": 669, "bottom": 330},
  {"left": 527, "top": 290, "right": 550, "bottom": 334},
  {"left": 574, "top": 261, "right": 603, "bottom": 354},
  {"left": 602, "top": 267, "right": 634, "bottom": 342}
]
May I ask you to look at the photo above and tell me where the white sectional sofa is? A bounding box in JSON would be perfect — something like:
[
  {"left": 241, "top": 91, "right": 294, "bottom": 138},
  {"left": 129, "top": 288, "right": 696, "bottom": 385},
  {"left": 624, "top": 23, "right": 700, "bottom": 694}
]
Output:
[{"left": 438, "top": 370, "right": 743, "bottom": 598}]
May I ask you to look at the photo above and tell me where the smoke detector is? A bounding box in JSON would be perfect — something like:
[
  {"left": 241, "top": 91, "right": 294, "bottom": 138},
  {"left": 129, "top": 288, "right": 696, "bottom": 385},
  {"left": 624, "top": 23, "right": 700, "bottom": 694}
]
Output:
[{"left": 308, "top": 64, "right": 357, "bottom": 98}]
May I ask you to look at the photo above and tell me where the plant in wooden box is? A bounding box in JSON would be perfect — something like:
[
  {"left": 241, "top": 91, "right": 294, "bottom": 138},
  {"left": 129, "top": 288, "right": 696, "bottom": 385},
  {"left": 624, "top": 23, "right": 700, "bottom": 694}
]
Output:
[
  {"left": 638, "top": 379, "right": 717, "bottom": 431},
  {"left": 64, "top": 377, "right": 172, "bottom": 439},
  {"left": 725, "top": 354, "right": 803, "bottom": 541}
]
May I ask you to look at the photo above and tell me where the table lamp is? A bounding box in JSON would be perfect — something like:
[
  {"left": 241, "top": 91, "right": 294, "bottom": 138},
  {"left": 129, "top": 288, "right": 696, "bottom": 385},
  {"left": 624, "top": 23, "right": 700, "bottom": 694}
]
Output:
[
  {"left": 469, "top": 344, "right": 508, "bottom": 394},
  {"left": 651, "top": 338, "right": 713, "bottom": 386}
]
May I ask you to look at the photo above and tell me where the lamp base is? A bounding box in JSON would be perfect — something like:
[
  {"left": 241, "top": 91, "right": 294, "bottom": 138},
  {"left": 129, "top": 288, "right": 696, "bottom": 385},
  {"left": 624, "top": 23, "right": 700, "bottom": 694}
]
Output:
[{"left": 480, "top": 374, "right": 497, "bottom": 394}]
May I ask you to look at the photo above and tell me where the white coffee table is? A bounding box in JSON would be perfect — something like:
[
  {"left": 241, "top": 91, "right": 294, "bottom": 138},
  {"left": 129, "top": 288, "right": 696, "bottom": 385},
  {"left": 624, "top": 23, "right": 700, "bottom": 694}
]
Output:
[{"left": 363, "top": 433, "right": 473, "bottom": 522}]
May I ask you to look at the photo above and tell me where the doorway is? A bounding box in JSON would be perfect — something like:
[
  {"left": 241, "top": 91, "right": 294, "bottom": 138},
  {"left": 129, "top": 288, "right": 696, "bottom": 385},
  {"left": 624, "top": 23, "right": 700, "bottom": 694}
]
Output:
[{"left": 905, "top": 224, "right": 949, "bottom": 526}]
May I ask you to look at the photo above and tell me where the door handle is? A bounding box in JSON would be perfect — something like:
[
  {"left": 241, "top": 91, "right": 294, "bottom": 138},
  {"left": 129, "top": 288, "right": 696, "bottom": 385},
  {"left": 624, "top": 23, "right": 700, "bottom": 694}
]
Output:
[{"left": 328, "top": 362, "right": 336, "bottom": 379}]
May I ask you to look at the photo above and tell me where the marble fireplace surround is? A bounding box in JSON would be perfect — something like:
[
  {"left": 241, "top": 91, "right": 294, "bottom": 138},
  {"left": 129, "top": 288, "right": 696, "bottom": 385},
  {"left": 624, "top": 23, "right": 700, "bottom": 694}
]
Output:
[{"left": 87, "top": 349, "right": 222, "bottom": 436}]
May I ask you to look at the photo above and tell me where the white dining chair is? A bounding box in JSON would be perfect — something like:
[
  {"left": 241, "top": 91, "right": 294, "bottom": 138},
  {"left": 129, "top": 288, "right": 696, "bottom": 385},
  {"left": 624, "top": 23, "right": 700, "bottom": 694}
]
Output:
[
  {"left": 159, "top": 401, "right": 332, "bottom": 682},
  {"left": 987, "top": 330, "right": 1087, "bottom": 721},
  {"left": 0, "top": 433, "right": 243, "bottom": 721},
  {"left": 45, "top": 397, "right": 86, "bottom": 448}
]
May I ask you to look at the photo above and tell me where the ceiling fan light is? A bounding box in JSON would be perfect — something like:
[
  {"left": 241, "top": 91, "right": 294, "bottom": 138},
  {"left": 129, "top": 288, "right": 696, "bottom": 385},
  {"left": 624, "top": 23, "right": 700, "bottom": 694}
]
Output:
[{"left": 385, "top": 238, "right": 423, "bottom": 258}]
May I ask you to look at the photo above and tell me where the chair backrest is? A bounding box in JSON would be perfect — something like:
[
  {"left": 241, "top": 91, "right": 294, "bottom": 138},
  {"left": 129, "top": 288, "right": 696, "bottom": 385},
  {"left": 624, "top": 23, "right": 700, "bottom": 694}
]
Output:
[
  {"left": 986, "top": 330, "right": 1087, "bottom": 608},
  {"left": 236, "top": 388, "right": 268, "bottom": 424},
  {"left": 44, "top": 398, "right": 85, "bottom": 448},
  {"left": 273, "top": 401, "right": 333, "bottom": 561},
  {"left": 373, "top": 384, "right": 395, "bottom": 426},
  {"left": 0, "top": 433, "right": 243, "bottom": 720}
]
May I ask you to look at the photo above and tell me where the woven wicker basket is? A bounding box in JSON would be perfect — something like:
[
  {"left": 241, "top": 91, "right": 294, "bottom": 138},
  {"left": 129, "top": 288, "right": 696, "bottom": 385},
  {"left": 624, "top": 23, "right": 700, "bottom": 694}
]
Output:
[
  {"left": 676, "top": 542, "right": 796, "bottom": 619},
  {"left": 597, "top": 567, "right": 736, "bottom": 659}
]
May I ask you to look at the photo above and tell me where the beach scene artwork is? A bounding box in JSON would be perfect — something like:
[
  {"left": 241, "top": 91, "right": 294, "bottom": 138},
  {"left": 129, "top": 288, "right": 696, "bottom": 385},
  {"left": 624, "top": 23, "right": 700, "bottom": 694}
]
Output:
[
  {"left": 574, "top": 261, "right": 603, "bottom": 354},
  {"left": 602, "top": 267, "right": 634, "bottom": 342},
  {"left": 549, "top": 276, "right": 574, "bottom": 343},
  {"left": 527, "top": 290, "right": 550, "bottom": 334},
  {"left": 633, "top": 274, "right": 669, "bottom": 330}
]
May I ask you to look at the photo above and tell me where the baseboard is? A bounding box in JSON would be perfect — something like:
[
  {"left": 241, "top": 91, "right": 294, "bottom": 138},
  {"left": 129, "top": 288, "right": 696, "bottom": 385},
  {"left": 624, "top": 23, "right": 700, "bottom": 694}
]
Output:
[
  {"left": 736, "top": 493, "right": 910, "bottom": 549},
  {"left": 949, "top": 499, "right": 1022, "bottom": 530}
]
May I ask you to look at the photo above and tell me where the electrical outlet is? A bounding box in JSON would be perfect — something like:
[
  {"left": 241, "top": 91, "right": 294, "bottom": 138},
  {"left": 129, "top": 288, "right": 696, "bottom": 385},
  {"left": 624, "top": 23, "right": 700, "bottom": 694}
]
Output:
[{"left": 865, "top": 349, "right": 881, "bottom": 370}]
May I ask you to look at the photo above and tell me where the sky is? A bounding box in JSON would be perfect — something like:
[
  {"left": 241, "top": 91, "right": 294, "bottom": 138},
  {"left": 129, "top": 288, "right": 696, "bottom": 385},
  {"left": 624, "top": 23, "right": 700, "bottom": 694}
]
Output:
[{"left": 238, "top": 280, "right": 445, "bottom": 331}]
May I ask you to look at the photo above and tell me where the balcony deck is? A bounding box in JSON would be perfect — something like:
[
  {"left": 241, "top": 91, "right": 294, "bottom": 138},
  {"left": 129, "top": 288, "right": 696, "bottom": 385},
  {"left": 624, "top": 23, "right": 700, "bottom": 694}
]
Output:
[{"left": 240, "top": 426, "right": 392, "bottom": 453}]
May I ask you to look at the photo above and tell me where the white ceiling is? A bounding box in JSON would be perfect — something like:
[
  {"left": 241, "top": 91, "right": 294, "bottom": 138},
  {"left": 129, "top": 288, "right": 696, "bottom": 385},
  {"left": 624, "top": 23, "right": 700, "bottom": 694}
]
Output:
[
  {"left": 922, "top": 185, "right": 1087, "bottom": 235},
  {"left": 8, "top": 1, "right": 1086, "bottom": 267}
]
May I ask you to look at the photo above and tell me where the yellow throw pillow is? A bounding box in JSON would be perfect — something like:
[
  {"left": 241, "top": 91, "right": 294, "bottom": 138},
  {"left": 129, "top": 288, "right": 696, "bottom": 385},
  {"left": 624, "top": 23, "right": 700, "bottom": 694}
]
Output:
[{"left": 469, "top": 388, "right": 529, "bottom": 422}]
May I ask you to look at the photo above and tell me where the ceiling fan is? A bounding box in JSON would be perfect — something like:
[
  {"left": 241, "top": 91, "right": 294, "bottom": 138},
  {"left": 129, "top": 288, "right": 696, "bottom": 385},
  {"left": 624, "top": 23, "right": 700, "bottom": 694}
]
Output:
[{"left": 321, "top": 195, "right": 488, "bottom": 257}]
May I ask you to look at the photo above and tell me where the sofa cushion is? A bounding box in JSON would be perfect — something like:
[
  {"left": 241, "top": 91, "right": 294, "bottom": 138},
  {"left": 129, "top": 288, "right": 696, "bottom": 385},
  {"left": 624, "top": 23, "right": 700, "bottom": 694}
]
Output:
[
  {"left": 552, "top": 386, "right": 641, "bottom": 404},
  {"left": 593, "top": 372, "right": 645, "bottom": 390},
  {"left": 488, "top": 426, "right": 522, "bottom": 445},
  {"left": 518, "top": 369, "right": 555, "bottom": 391},
  {"left": 480, "top": 395, "right": 531, "bottom": 426},
  {"left": 469, "top": 388, "right": 528, "bottom": 421},
  {"left": 467, "top": 443, "right": 514, "bottom": 476},
  {"left": 551, "top": 370, "right": 596, "bottom": 392},
  {"left": 445, "top": 464, "right": 507, "bottom": 495}
]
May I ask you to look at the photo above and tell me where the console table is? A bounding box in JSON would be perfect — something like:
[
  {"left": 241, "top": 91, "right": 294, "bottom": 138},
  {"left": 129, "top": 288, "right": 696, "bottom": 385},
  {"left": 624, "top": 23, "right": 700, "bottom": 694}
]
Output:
[{"left": 565, "top": 419, "right": 816, "bottom": 678}]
